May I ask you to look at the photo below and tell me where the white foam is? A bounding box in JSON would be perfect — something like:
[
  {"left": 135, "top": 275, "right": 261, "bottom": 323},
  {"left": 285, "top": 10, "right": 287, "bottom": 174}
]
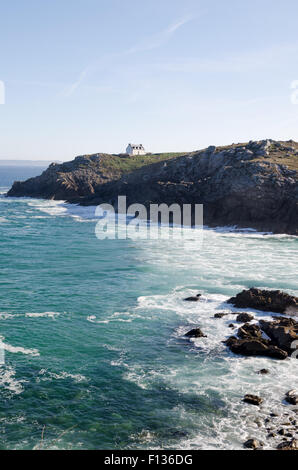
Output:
[
  {"left": 123, "top": 288, "right": 298, "bottom": 449},
  {"left": 0, "top": 366, "right": 26, "bottom": 394},
  {"left": 37, "top": 369, "right": 87, "bottom": 383},
  {"left": 25, "top": 312, "right": 60, "bottom": 319},
  {"left": 0, "top": 336, "right": 39, "bottom": 356}
]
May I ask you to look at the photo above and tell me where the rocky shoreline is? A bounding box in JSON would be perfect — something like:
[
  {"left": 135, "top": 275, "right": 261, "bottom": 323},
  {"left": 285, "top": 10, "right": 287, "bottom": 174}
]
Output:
[
  {"left": 7, "top": 139, "right": 298, "bottom": 235},
  {"left": 184, "top": 288, "right": 298, "bottom": 450}
]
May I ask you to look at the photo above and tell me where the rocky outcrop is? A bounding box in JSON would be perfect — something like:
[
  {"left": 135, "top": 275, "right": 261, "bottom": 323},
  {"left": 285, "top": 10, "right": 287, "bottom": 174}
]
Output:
[
  {"left": 228, "top": 288, "right": 298, "bottom": 314},
  {"left": 7, "top": 139, "right": 298, "bottom": 235},
  {"left": 259, "top": 318, "right": 298, "bottom": 353},
  {"left": 236, "top": 313, "right": 254, "bottom": 323},
  {"left": 227, "top": 336, "right": 288, "bottom": 360},
  {"left": 226, "top": 316, "right": 298, "bottom": 360},
  {"left": 6, "top": 154, "right": 123, "bottom": 200},
  {"left": 185, "top": 328, "right": 207, "bottom": 338},
  {"left": 243, "top": 394, "right": 263, "bottom": 406}
]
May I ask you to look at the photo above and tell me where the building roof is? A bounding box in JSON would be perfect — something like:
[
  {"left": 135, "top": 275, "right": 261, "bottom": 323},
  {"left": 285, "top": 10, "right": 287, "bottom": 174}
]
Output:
[{"left": 128, "top": 143, "right": 145, "bottom": 149}]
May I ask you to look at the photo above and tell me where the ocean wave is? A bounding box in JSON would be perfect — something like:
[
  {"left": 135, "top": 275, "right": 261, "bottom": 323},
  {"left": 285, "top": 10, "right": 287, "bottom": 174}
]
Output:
[
  {"left": 0, "top": 312, "right": 60, "bottom": 321},
  {"left": 0, "top": 366, "right": 26, "bottom": 395},
  {"left": 37, "top": 369, "right": 87, "bottom": 383},
  {"left": 130, "top": 289, "right": 298, "bottom": 449},
  {"left": 25, "top": 312, "right": 60, "bottom": 319},
  {"left": 0, "top": 336, "right": 39, "bottom": 356}
]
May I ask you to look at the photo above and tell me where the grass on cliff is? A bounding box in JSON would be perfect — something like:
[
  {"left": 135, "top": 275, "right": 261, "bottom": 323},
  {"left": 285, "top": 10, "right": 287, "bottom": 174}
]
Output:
[{"left": 95, "top": 152, "right": 186, "bottom": 174}]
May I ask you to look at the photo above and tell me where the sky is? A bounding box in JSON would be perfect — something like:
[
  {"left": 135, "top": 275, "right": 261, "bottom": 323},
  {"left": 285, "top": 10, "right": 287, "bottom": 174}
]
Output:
[{"left": 1, "top": 0, "right": 298, "bottom": 161}]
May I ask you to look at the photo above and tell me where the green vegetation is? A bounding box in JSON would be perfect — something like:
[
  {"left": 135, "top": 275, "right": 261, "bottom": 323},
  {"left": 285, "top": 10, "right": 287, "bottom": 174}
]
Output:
[{"left": 89, "top": 152, "right": 186, "bottom": 175}]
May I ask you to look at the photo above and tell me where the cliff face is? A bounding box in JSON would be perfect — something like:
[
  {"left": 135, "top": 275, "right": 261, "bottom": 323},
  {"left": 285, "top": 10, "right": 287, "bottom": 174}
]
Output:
[
  {"left": 6, "top": 154, "right": 123, "bottom": 200},
  {"left": 7, "top": 140, "right": 298, "bottom": 235}
]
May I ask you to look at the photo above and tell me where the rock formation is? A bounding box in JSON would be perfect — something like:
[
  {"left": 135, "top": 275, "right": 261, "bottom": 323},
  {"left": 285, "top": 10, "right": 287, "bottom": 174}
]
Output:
[
  {"left": 7, "top": 139, "right": 298, "bottom": 235},
  {"left": 228, "top": 288, "right": 298, "bottom": 314}
]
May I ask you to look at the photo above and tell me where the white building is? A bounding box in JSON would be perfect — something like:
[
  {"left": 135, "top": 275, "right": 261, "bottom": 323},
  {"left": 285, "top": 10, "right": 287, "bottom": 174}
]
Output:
[{"left": 126, "top": 143, "right": 146, "bottom": 156}]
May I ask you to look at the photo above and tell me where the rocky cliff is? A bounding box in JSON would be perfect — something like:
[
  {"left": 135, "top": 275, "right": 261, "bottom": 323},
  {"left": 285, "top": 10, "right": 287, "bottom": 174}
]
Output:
[{"left": 7, "top": 140, "right": 298, "bottom": 234}]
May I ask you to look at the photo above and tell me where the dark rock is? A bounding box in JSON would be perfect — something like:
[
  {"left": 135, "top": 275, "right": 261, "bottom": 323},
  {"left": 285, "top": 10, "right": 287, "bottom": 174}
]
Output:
[
  {"left": 276, "top": 439, "right": 298, "bottom": 450},
  {"left": 243, "top": 394, "right": 263, "bottom": 406},
  {"left": 225, "top": 311, "right": 298, "bottom": 360},
  {"left": 228, "top": 324, "right": 235, "bottom": 328},
  {"left": 244, "top": 439, "right": 263, "bottom": 449},
  {"left": 236, "top": 313, "right": 255, "bottom": 323},
  {"left": 258, "top": 369, "right": 270, "bottom": 375},
  {"left": 185, "top": 328, "right": 207, "bottom": 338},
  {"left": 184, "top": 294, "right": 201, "bottom": 302},
  {"left": 228, "top": 288, "right": 298, "bottom": 314},
  {"left": 259, "top": 318, "right": 298, "bottom": 354},
  {"left": 214, "top": 313, "right": 228, "bottom": 318},
  {"left": 228, "top": 338, "right": 288, "bottom": 360},
  {"left": 224, "top": 336, "right": 237, "bottom": 346},
  {"left": 285, "top": 390, "right": 298, "bottom": 405},
  {"left": 238, "top": 323, "right": 262, "bottom": 339}
]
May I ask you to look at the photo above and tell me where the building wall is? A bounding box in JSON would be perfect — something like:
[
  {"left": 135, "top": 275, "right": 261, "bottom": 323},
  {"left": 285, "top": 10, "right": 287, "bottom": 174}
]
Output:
[{"left": 126, "top": 145, "right": 146, "bottom": 156}]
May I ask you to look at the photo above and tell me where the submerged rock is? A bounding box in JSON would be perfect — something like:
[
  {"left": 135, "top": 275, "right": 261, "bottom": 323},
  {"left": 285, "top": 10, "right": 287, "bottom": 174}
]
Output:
[
  {"left": 258, "top": 369, "right": 270, "bottom": 375},
  {"left": 184, "top": 294, "right": 201, "bottom": 302},
  {"left": 228, "top": 288, "right": 298, "bottom": 314},
  {"left": 185, "top": 328, "right": 207, "bottom": 338}
]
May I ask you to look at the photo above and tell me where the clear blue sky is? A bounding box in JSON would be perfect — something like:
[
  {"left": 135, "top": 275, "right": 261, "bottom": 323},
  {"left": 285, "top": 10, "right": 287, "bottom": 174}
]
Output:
[{"left": 1, "top": 0, "right": 298, "bottom": 161}]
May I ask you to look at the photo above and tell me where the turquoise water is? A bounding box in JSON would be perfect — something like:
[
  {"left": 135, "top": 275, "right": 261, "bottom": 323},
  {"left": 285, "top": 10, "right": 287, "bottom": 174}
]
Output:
[{"left": 0, "top": 167, "right": 297, "bottom": 450}]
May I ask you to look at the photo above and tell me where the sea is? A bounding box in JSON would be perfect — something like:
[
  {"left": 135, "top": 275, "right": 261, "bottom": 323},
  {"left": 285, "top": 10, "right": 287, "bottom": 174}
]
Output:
[{"left": 0, "top": 164, "right": 297, "bottom": 450}]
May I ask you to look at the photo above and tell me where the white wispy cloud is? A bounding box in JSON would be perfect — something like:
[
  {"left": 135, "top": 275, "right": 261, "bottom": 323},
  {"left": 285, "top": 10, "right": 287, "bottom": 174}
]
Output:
[
  {"left": 125, "top": 15, "right": 194, "bottom": 55},
  {"left": 62, "top": 67, "right": 90, "bottom": 97},
  {"left": 63, "top": 15, "right": 194, "bottom": 97}
]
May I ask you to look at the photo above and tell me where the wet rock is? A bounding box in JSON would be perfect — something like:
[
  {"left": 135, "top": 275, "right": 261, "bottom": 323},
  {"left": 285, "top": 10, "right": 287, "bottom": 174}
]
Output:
[
  {"left": 276, "top": 439, "right": 298, "bottom": 450},
  {"left": 238, "top": 323, "right": 262, "bottom": 339},
  {"left": 184, "top": 294, "right": 201, "bottom": 302},
  {"left": 258, "top": 369, "right": 270, "bottom": 375},
  {"left": 214, "top": 313, "right": 228, "bottom": 318},
  {"left": 259, "top": 318, "right": 298, "bottom": 354},
  {"left": 226, "top": 316, "right": 297, "bottom": 360},
  {"left": 285, "top": 390, "right": 298, "bottom": 405},
  {"left": 228, "top": 337, "right": 288, "bottom": 360},
  {"left": 185, "top": 328, "right": 207, "bottom": 338},
  {"left": 243, "top": 394, "right": 263, "bottom": 406},
  {"left": 236, "top": 313, "right": 254, "bottom": 323},
  {"left": 244, "top": 439, "right": 263, "bottom": 449},
  {"left": 228, "top": 324, "right": 235, "bottom": 328},
  {"left": 228, "top": 288, "right": 298, "bottom": 314}
]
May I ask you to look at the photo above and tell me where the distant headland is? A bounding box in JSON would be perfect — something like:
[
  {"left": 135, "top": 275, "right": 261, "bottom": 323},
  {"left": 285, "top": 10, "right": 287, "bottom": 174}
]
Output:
[{"left": 6, "top": 139, "right": 298, "bottom": 235}]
